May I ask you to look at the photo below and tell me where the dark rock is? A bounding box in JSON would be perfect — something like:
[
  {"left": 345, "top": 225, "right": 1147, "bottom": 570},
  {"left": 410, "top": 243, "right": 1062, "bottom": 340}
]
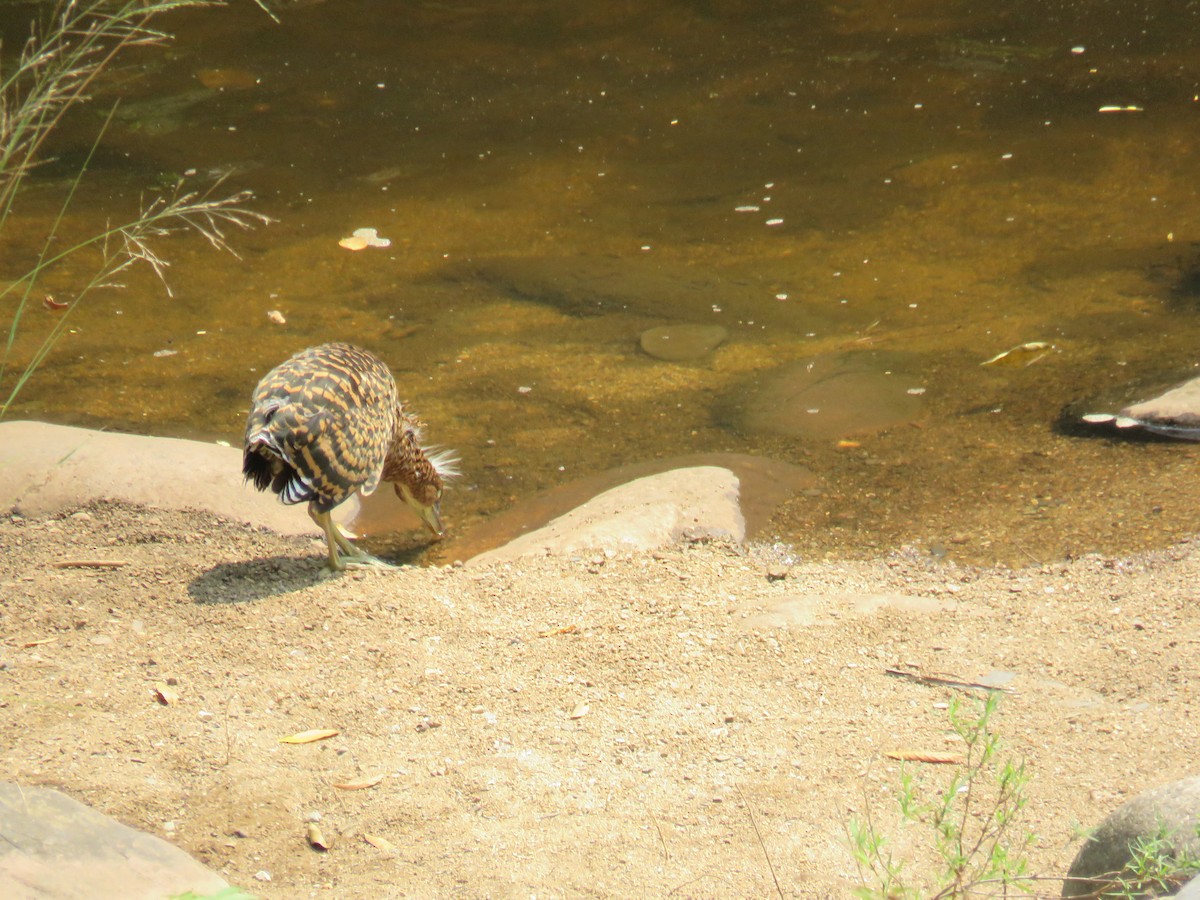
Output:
[
  {"left": 0, "top": 781, "right": 229, "bottom": 899},
  {"left": 1063, "top": 776, "right": 1200, "bottom": 898}
]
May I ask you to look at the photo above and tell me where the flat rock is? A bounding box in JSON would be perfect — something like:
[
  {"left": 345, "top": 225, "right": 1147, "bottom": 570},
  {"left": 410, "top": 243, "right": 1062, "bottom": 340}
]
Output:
[
  {"left": 0, "top": 781, "right": 228, "bottom": 899},
  {"left": 0, "top": 421, "right": 354, "bottom": 534},
  {"left": 432, "top": 452, "right": 815, "bottom": 561},
  {"left": 727, "top": 351, "right": 926, "bottom": 440},
  {"left": 470, "top": 466, "right": 744, "bottom": 564},
  {"left": 1063, "top": 775, "right": 1200, "bottom": 897},
  {"left": 639, "top": 324, "right": 728, "bottom": 361}
]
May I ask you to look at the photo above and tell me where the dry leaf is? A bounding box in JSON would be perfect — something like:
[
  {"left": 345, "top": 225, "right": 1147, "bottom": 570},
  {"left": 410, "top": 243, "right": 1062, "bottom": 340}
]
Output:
[
  {"left": 538, "top": 624, "right": 578, "bottom": 637},
  {"left": 569, "top": 702, "right": 590, "bottom": 719},
  {"left": 306, "top": 822, "right": 331, "bottom": 851},
  {"left": 154, "top": 682, "right": 180, "bottom": 706},
  {"left": 364, "top": 833, "right": 398, "bottom": 855},
  {"left": 333, "top": 774, "right": 385, "bottom": 791},
  {"left": 279, "top": 729, "right": 340, "bottom": 744},
  {"left": 884, "top": 750, "right": 966, "bottom": 764}
]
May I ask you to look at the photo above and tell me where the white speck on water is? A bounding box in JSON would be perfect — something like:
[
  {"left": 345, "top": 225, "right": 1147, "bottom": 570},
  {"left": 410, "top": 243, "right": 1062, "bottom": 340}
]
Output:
[
  {"left": 907, "top": 387, "right": 927, "bottom": 395},
  {"left": 517, "top": 386, "right": 533, "bottom": 394},
  {"left": 1001, "top": 152, "right": 1013, "bottom": 159},
  {"left": 735, "top": 205, "right": 760, "bottom": 212},
  {"left": 641, "top": 245, "right": 652, "bottom": 251},
  {"left": 1071, "top": 46, "right": 1086, "bottom": 54},
  {"left": 775, "top": 293, "right": 788, "bottom": 300},
  {"left": 806, "top": 408, "right": 820, "bottom": 415},
  {"left": 908, "top": 303, "right": 919, "bottom": 308},
  {"left": 153, "top": 349, "right": 177, "bottom": 358},
  {"left": 765, "top": 218, "right": 784, "bottom": 226}
]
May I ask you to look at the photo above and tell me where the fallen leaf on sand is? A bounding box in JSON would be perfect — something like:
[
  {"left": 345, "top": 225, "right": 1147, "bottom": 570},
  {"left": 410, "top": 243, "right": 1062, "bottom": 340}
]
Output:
[
  {"left": 306, "top": 822, "right": 331, "bottom": 851},
  {"left": 538, "top": 624, "right": 578, "bottom": 637},
  {"left": 364, "top": 833, "right": 398, "bottom": 855},
  {"left": 333, "top": 774, "right": 385, "bottom": 791},
  {"left": 279, "top": 729, "right": 340, "bottom": 744},
  {"left": 154, "top": 682, "right": 180, "bottom": 706},
  {"left": 569, "top": 702, "right": 590, "bottom": 719}
]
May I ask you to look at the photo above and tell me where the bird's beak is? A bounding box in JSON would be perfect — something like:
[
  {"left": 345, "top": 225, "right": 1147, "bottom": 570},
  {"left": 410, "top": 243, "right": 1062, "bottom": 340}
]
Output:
[{"left": 418, "top": 501, "right": 444, "bottom": 537}]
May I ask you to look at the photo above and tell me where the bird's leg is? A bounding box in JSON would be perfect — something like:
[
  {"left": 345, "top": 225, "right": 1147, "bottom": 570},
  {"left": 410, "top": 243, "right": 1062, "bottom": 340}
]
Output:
[
  {"left": 309, "top": 505, "right": 347, "bottom": 571},
  {"left": 308, "top": 505, "right": 396, "bottom": 572}
]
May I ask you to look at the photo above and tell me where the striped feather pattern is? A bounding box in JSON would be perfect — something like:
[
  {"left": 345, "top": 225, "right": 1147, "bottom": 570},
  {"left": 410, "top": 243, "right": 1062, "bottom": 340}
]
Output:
[{"left": 243, "top": 343, "right": 400, "bottom": 513}]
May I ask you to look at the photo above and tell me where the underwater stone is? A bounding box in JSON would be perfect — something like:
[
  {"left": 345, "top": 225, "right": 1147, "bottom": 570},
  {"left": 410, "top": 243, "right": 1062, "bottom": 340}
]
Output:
[
  {"left": 639, "top": 324, "right": 729, "bottom": 361},
  {"left": 730, "top": 351, "right": 926, "bottom": 440}
]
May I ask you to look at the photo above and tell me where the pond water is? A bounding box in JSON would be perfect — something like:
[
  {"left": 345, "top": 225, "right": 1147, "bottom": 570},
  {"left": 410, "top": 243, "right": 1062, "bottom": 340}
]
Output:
[{"left": 3, "top": 0, "right": 1200, "bottom": 565}]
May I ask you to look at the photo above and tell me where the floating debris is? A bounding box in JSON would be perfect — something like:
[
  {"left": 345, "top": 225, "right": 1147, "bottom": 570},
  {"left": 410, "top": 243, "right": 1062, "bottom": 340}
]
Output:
[
  {"left": 152, "top": 349, "right": 177, "bottom": 358},
  {"left": 266, "top": 309, "right": 286, "bottom": 325},
  {"left": 339, "top": 227, "right": 392, "bottom": 251},
  {"left": 196, "top": 68, "right": 259, "bottom": 90},
  {"left": 1098, "top": 105, "right": 1143, "bottom": 113}
]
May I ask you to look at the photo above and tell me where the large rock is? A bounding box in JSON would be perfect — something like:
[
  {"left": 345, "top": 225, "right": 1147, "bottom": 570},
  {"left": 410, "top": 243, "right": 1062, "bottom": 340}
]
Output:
[
  {"left": 0, "top": 782, "right": 228, "bottom": 899},
  {"left": 470, "top": 466, "right": 744, "bottom": 564},
  {"left": 1063, "top": 776, "right": 1200, "bottom": 898},
  {"left": 415, "top": 452, "right": 814, "bottom": 562},
  {"left": 1079, "top": 375, "right": 1200, "bottom": 441},
  {"left": 0, "top": 420, "right": 354, "bottom": 534}
]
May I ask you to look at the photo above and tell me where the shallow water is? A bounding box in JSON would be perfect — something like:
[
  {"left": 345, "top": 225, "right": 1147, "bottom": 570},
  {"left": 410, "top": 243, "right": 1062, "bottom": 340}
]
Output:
[{"left": 3, "top": 0, "right": 1200, "bottom": 565}]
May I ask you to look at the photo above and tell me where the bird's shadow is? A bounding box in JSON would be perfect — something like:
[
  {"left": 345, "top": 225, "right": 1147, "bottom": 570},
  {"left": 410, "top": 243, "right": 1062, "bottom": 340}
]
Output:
[
  {"left": 188, "top": 555, "right": 322, "bottom": 604},
  {"left": 187, "top": 544, "right": 435, "bottom": 604}
]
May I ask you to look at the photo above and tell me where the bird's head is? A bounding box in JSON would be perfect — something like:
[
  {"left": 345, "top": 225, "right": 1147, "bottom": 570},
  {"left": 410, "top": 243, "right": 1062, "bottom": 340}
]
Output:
[
  {"left": 395, "top": 479, "right": 445, "bottom": 537},
  {"left": 393, "top": 445, "right": 459, "bottom": 537}
]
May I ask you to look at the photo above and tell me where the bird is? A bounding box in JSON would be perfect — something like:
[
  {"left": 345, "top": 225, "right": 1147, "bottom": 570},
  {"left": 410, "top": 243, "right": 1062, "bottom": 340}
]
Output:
[{"left": 242, "top": 342, "right": 458, "bottom": 571}]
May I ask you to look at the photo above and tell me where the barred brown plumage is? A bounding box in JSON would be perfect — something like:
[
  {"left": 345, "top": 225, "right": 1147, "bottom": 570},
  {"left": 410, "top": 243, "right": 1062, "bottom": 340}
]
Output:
[{"left": 242, "top": 343, "right": 458, "bottom": 570}]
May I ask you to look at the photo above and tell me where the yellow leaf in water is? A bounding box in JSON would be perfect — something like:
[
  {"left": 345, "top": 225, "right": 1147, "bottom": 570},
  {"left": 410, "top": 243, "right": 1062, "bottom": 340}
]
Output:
[
  {"left": 980, "top": 342, "right": 1055, "bottom": 368},
  {"left": 364, "top": 833, "right": 398, "bottom": 855},
  {"left": 333, "top": 774, "right": 385, "bottom": 791},
  {"left": 279, "top": 729, "right": 340, "bottom": 744}
]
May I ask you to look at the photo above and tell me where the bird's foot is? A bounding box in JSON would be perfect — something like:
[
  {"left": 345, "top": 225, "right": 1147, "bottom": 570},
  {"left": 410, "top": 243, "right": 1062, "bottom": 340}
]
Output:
[{"left": 319, "top": 549, "right": 398, "bottom": 574}]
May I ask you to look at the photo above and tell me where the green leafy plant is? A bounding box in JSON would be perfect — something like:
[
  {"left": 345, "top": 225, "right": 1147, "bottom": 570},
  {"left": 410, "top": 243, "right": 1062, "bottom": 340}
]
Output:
[
  {"left": 848, "top": 692, "right": 1035, "bottom": 899},
  {"left": 0, "top": 0, "right": 272, "bottom": 418}
]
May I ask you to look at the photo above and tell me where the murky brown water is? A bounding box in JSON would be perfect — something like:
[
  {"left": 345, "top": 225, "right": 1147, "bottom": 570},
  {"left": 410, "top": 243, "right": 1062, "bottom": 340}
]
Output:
[{"left": 4, "top": 0, "right": 1200, "bottom": 565}]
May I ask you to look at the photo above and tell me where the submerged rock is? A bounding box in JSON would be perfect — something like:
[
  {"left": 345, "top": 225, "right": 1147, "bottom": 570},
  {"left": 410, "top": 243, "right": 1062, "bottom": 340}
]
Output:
[
  {"left": 639, "top": 324, "right": 728, "bottom": 361},
  {"left": 727, "top": 351, "right": 926, "bottom": 440}
]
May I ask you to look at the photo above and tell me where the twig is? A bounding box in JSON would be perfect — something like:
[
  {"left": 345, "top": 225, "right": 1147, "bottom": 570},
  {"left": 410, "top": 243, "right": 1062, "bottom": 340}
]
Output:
[
  {"left": 736, "top": 784, "right": 784, "bottom": 900},
  {"left": 52, "top": 559, "right": 129, "bottom": 568},
  {"left": 885, "top": 667, "right": 1014, "bottom": 693}
]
